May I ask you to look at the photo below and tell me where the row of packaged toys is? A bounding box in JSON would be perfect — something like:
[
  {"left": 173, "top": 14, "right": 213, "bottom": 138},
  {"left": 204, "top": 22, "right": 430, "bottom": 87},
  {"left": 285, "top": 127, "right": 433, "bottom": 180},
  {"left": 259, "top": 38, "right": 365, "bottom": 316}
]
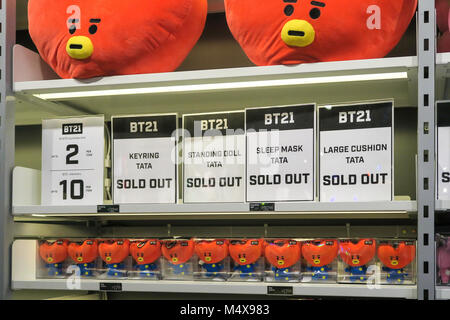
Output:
[{"left": 38, "top": 238, "right": 417, "bottom": 284}]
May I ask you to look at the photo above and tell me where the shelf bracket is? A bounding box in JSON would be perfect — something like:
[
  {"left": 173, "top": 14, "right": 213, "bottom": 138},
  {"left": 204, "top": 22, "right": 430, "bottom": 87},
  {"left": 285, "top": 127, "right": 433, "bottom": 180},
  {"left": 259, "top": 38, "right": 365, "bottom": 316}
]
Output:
[{"left": 417, "top": 0, "right": 437, "bottom": 300}]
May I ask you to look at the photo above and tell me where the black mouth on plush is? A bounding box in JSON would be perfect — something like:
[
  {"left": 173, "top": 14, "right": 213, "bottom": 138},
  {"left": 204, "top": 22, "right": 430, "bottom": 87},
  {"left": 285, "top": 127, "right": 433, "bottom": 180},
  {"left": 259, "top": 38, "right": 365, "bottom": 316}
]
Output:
[
  {"left": 70, "top": 44, "right": 83, "bottom": 50},
  {"left": 288, "top": 30, "right": 305, "bottom": 37}
]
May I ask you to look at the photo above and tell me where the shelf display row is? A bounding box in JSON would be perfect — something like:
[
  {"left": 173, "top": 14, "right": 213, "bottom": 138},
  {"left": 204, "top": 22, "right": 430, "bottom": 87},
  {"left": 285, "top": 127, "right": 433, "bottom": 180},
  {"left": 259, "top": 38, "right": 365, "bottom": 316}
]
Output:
[
  {"left": 41, "top": 100, "right": 397, "bottom": 207},
  {"left": 34, "top": 238, "right": 416, "bottom": 285},
  {"left": 38, "top": 100, "right": 450, "bottom": 208}
]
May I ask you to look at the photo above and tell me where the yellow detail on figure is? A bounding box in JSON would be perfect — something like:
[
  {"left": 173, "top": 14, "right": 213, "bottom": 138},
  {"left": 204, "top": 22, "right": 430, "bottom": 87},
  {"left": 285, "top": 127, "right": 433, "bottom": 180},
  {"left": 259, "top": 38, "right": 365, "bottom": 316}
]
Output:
[
  {"left": 180, "top": 264, "right": 184, "bottom": 268},
  {"left": 321, "top": 268, "right": 324, "bottom": 271},
  {"left": 359, "top": 268, "right": 362, "bottom": 271},
  {"left": 114, "top": 273, "right": 118, "bottom": 276},
  {"left": 212, "top": 264, "right": 216, "bottom": 268}
]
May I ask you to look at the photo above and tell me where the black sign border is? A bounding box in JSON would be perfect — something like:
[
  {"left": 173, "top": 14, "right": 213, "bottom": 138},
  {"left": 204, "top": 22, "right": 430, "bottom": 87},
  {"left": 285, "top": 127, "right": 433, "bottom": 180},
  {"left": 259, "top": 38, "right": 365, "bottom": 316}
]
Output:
[
  {"left": 245, "top": 104, "right": 317, "bottom": 203},
  {"left": 318, "top": 100, "right": 394, "bottom": 202},
  {"left": 437, "top": 100, "right": 450, "bottom": 200},
  {"left": 182, "top": 111, "right": 246, "bottom": 204},
  {"left": 111, "top": 113, "right": 179, "bottom": 205}
]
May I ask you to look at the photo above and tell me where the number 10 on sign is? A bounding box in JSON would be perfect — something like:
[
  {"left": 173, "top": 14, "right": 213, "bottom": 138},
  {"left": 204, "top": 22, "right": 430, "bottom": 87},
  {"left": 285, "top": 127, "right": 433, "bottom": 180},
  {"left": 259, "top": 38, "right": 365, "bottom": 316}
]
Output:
[{"left": 41, "top": 116, "right": 105, "bottom": 205}]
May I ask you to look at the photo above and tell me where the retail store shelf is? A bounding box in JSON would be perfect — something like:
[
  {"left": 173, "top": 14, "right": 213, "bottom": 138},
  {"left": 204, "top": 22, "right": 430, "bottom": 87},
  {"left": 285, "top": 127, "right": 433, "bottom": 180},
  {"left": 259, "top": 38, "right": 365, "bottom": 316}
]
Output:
[
  {"left": 11, "top": 279, "right": 417, "bottom": 299},
  {"left": 436, "top": 200, "right": 450, "bottom": 212},
  {"left": 436, "top": 286, "right": 450, "bottom": 300},
  {"left": 14, "top": 48, "right": 424, "bottom": 126},
  {"left": 12, "top": 201, "right": 417, "bottom": 221}
]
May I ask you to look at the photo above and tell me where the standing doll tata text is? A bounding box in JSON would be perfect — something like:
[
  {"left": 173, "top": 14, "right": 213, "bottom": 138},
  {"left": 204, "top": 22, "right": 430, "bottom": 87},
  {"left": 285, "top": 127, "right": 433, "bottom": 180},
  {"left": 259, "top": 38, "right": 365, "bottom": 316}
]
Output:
[
  {"left": 194, "top": 239, "right": 229, "bottom": 280},
  {"left": 229, "top": 239, "right": 264, "bottom": 280},
  {"left": 302, "top": 239, "right": 339, "bottom": 281},
  {"left": 264, "top": 239, "right": 301, "bottom": 282},
  {"left": 130, "top": 240, "right": 161, "bottom": 279},
  {"left": 161, "top": 239, "right": 195, "bottom": 279},
  {"left": 98, "top": 240, "right": 130, "bottom": 278},
  {"left": 339, "top": 239, "right": 376, "bottom": 283},
  {"left": 39, "top": 240, "right": 69, "bottom": 277},
  {"left": 68, "top": 239, "right": 98, "bottom": 277}
]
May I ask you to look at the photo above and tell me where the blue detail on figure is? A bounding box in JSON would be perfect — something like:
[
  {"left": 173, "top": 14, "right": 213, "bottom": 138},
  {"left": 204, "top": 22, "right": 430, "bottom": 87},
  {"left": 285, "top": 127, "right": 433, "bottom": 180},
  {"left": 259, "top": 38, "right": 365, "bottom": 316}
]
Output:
[
  {"left": 345, "top": 265, "right": 368, "bottom": 282},
  {"left": 137, "top": 263, "right": 158, "bottom": 278},
  {"left": 170, "top": 263, "right": 190, "bottom": 275},
  {"left": 307, "top": 265, "right": 332, "bottom": 281},
  {"left": 383, "top": 267, "right": 408, "bottom": 284},
  {"left": 271, "top": 266, "right": 294, "bottom": 281},
  {"left": 106, "top": 263, "right": 126, "bottom": 277},
  {"left": 46, "top": 263, "right": 63, "bottom": 276},
  {"left": 234, "top": 263, "right": 257, "bottom": 278},
  {"left": 78, "top": 262, "right": 95, "bottom": 277},
  {"left": 202, "top": 262, "right": 224, "bottom": 277}
]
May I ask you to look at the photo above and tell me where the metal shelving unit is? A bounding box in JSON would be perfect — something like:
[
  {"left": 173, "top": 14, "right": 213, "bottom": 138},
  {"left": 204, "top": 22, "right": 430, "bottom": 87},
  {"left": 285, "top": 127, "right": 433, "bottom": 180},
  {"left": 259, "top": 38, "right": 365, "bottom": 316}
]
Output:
[{"left": 0, "top": 0, "right": 446, "bottom": 300}]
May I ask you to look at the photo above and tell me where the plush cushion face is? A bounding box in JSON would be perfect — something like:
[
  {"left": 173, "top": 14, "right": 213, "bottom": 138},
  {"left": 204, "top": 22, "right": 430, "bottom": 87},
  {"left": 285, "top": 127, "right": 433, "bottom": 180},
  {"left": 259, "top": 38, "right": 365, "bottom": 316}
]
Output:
[
  {"left": 339, "top": 239, "right": 376, "bottom": 267},
  {"left": 98, "top": 240, "right": 130, "bottom": 264},
  {"left": 377, "top": 242, "right": 416, "bottom": 269},
  {"left": 229, "top": 239, "right": 263, "bottom": 266},
  {"left": 28, "top": 0, "right": 207, "bottom": 78},
  {"left": 68, "top": 239, "right": 98, "bottom": 264},
  {"left": 130, "top": 240, "right": 161, "bottom": 265},
  {"left": 195, "top": 240, "right": 229, "bottom": 264},
  {"left": 39, "top": 240, "right": 69, "bottom": 264},
  {"left": 302, "top": 240, "right": 338, "bottom": 267},
  {"left": 161, "top": 240, "right": 195, "bottom": 265},
  {"left": 264, "top": 240, "right": 301, "bottom": 269},
  {"left": 224, "top": 0, "right": 417, "bottom": 66}
]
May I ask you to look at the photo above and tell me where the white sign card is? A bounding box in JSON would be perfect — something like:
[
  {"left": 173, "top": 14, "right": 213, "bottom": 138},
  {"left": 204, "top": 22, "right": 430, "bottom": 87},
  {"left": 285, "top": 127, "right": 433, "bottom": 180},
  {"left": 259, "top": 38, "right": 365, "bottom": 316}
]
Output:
[
  {"left": 437, "top": 101, "right": 450, "bottom": 200},
  {"left": 41, "top": 116, "right": 104, "bottom": 205},
  {"left": 112, "top": 114, "right": 178, "bottom": 204},
  {"left": 183, "top": 111, "right": 245, "bottom": 203},
  {"left": 319, "top": 101, "right": 393, "bottom": 202},
  {"left": 246, "top": 104, "right": 315, "bottom": 202}
]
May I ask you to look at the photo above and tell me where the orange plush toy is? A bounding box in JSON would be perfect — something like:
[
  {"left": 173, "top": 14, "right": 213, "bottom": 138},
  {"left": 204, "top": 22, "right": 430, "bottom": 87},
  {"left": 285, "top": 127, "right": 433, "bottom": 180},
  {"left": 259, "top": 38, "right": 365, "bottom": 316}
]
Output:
[
  {"left": 224, "top": 0, "right": 417, "bottom": 66},
  {"left": 28, "top": 0, "right": 208, "bottom": 79}
]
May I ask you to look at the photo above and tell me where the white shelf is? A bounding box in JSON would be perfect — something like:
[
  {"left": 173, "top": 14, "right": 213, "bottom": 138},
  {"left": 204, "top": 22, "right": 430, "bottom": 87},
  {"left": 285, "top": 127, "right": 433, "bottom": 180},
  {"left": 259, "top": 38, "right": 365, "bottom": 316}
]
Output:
[
  {"left": 11, "top": 278, "right": 417, "bottom": 299},
  {"left": 436, "top": 286, "right": 450, "bottom": 300},
  {"left": 12, "top": 201, "right": 416, "bottom": 220},
  {"left": 14, "top": 49, "right": 425, "bottom": 126},
  {"left": 436, "top": 200, "right": 450, "bottom": 212}
]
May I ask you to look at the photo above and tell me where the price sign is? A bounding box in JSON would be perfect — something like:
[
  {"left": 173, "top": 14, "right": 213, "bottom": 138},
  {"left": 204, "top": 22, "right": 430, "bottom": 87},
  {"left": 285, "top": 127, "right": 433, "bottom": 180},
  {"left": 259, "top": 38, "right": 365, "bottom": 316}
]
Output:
[
  {"left": 246, "top": 104, "right": 315, "bottom": 202},
  {"left": 112, "top": 114, "right": 177, "bottom": 204},
  {"left": 183, "top": 111, "right": 245, "bottom": 203},
  {"left": 319, "top": 101, "right": 393, "bottom": 202},
  {"left": 41, "top": 116, "right": 104, "bottom": 205},
  {"left": 438, "top": 101, "right": 450, "bottom": 200}
]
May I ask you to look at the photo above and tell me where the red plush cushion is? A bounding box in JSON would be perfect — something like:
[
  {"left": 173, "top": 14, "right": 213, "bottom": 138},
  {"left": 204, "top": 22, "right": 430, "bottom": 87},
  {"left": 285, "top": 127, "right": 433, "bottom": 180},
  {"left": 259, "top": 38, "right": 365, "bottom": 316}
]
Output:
[
  {"left": 224, "top": 0, "right": 417, "bottom": 66},
  {"left": 28, "top": 0, "right": 207, "bottom": 79}
]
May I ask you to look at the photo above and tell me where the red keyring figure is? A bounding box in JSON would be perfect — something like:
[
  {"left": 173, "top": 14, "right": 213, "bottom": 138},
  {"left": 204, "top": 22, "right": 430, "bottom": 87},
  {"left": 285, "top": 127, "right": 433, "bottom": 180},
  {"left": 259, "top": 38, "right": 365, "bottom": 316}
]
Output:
[
  {"left": 224, "top": 0, "right": 417, "bottom": 66},
  {"left": 39, "top": 240, "right": 69, "bottom": 277},
  {"left": 377, "top": 241, "right": 416, "bottom": 284},
  {"left": 161, "top": 239, "right": 195, "bottom": 276},
  {"left": 195, "top": 239, "right": 229, "bottom": 278},
  {"left": 302, "top": 239, "right": 339, "bottom": 281},
  {"left": 265, "top": 239, "right": 301, "bottom": 281},
  {"left": 98, "top": 239, "right": 130, "bottom": 277},
  {"left": 229, "top": 239, "right": 264, "bottom": 279},
  {"left": 339, "top": 239, "right": 376, "bottom": 282},
  {"left": 130, "top": 240, "right": 161, "bottom": 279},
  {"left": 68, "top": 239, "right": 98, "bottom": 277}
]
